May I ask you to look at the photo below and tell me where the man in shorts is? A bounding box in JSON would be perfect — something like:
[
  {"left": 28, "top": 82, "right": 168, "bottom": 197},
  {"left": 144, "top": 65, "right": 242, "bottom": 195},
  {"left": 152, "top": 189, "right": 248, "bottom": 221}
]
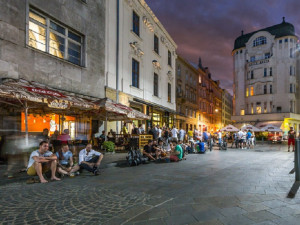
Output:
[
  {"left": 27, "top": 141, "right": 61, "bottom": 183},
  {"left": 288, "top": 127, "right": 296, "bottom": 152}
]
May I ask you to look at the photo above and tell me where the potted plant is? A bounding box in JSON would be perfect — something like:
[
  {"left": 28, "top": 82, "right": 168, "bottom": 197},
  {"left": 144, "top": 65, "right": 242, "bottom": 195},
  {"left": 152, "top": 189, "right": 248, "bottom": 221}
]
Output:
[{"left": 103, "top": 141, "right": 115, "bottom": 153}]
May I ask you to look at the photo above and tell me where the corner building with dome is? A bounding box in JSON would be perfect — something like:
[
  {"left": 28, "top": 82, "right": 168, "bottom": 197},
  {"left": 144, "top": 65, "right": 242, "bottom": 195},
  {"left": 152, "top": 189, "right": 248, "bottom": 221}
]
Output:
[{"left": 231, "top": 18, "right": 300, "bottom": 134}]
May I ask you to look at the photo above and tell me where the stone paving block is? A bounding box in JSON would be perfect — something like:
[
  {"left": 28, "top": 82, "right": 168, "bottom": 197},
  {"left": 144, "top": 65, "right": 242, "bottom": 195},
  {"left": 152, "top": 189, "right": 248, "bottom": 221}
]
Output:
[
  {"left": 253, "top": 221, "right": 278, "bottom": 225},
  {"left": 238, "top": 202, "right": 270, "bottom": 213},
  {"left": 245, "top": 210, "right": 280, "bottom": 223},
  {"left": 219, "top": 206, "right": 247, "bottom": 217},
  {"left": 192, "top": 209, "right": 225, "bottom": 223},
  {"left": 267, "top": 206, "right": 299, "bottom": 218},
  {"left": 218, "top": 214, "right": 254, "bottom": 225},
  {"left": 189, "top": 220, "right": 224, "bottom": 225},
  {"left": 262, "top": 199, "right": 289, "bottom": 209},
  {"left": 163, "top": 214, "right": 197, "bottom": 225},
  {"left": 132, "top": 218, "right": 167, "bottom": 225}
]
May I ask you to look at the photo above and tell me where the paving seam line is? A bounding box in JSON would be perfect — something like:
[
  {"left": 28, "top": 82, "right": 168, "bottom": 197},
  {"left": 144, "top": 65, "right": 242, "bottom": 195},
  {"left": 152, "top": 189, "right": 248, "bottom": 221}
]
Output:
[{"left": 120, "top": 197, "right": 174, "bottom": 225}]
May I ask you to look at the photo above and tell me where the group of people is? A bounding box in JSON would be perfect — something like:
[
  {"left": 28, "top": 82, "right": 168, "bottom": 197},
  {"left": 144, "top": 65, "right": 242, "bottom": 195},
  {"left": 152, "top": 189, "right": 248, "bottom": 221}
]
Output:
[
  {"left": 231, "top": 129, "right": 255, "bottom": 149},
  {"left": 26, "top": 141, "right": 103, "bottom": 183}
]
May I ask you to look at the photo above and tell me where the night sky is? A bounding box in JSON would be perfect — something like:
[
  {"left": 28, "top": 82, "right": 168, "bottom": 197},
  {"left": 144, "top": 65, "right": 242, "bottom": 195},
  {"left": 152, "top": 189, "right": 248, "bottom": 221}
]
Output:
[{"left": 147, "top": 0, "right": 300, "bottom": 93}]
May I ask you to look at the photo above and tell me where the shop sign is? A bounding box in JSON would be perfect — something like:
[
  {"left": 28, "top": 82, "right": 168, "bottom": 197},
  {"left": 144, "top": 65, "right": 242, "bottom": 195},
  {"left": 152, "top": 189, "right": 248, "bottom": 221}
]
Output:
[
  {"left": 48, "top": 99, "right": 70, "bottom": 109},
  {"left": 24, "top": 87, "right": 66, "bottom": 98}
]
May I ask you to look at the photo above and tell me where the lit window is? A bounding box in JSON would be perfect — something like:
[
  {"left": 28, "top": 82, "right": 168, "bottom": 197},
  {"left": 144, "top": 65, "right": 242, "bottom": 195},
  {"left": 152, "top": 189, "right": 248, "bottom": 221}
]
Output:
[
  {"left": 256, "top": 106, "right": 262, "bottom": 114},
  {"left": 253, "top": 36, "right": 267, "bottom": 47},
  {"left": 29, "top": 10, "right": 83, "bottom": 66},
  {"left": 250, "top": 87, "right": 254, "bottom": 96},
  {"left": 240, "top": 109, "right": 245, "bottom": 115},
  {"left": 264, "top": 102, "right": 267, "bottom": 113},
  {"left": 251, "top": 104, "right": 254, "bottom": 114},
  {"left": 246, "top": 88, "right": 249, "bottom": 97}
]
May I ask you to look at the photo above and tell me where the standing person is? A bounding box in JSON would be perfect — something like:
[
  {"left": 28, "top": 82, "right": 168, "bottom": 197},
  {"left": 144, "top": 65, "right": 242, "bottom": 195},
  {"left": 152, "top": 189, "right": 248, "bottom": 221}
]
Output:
[
  {"left": 157, "top": 125, "right": 162, "bottom": 139},
  {"left": 27, "top": 141, "right": 61, "bottom": 183},
  {"left": 288, "top": 127, "right": 296, "bottom": 152},
  {"left": 171, "top": 126, "right": 178, "bottom": 141},
  {"left": 217, "top": 130, "right": 222, "bottom": 146},
  {"left": 242, "top": 130, "right": 247, "bottom": 149},
  {"left": 231, "top": 132, "right": 237, "bottom": 148},
  {"left": 122, "top": 123, "right": 128, "bottom": 135},
  {"left": 79, "top": 143, "right": 104, "bottom": 175},
  {"left": 179, "top": 128, "right": 185, "bottom": 142},
  {"left": 132, "top": 124, "right": 138, "bottom": 134},
  {"left": 246, "top": 130, "right": 252, "bottom": 149},
  {"left": 237, "top": 129, "right": 243, "bottom": 149},
  {"left": 138, "top": 124, "right": 144, "bottom": 134},
  {"left": 151, "top": 124, "right": 158, "bottom": 140},
  {"left": 164, "top": 128, "right": 170, "bottom": 145},
  {"left": 57, "top": 129, "right": 72, "bottom": 145}
]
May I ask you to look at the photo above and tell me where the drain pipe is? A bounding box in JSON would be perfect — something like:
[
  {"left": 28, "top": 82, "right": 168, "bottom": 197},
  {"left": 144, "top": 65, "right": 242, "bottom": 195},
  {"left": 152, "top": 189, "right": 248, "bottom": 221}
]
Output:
[{"left": 116, "top": 0, "right": 120, "bottom": 133}]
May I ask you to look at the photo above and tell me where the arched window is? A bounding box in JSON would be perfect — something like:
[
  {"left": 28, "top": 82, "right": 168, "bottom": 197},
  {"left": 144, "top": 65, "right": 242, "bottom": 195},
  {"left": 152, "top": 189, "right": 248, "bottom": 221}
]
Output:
[{"left": 253, "top": 36, "right": 267, "bottom": 47}]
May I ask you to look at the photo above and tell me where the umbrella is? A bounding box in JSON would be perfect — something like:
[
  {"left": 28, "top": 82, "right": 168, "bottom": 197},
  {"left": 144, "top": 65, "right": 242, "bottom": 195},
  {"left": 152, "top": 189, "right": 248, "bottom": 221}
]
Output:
[
  {"left": 260, "top": 125, "right": 282, "bottom": 132},
  {"left": 220, "top": 124, "right": 239, "bottom": 132},
  {"left": 241, "top": 124, "right": 261, "bottom": 132}
]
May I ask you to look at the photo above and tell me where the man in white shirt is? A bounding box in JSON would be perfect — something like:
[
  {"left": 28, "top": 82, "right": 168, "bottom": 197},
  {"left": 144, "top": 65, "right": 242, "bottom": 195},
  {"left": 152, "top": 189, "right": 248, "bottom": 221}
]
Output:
[
  {"left": 237, "top": 129, "right": 244, "bottom": 149},
  {"left": 27, "top": 141, "right": 61, "bottom": 183},
  {"left": 79, "top": 143, "right": 103, "bottom": 175},
  {"left": 217, "top": 130, "right": 222, "bottom": 146},
  {"left": 179, "top": 128, "right": 185, "bottom": 141},
  {"left": 171, "top": 126, "right": 178, "bottom": 141},
  {"left": 157, "top": 125, "right": 162, "bottom": 139}
]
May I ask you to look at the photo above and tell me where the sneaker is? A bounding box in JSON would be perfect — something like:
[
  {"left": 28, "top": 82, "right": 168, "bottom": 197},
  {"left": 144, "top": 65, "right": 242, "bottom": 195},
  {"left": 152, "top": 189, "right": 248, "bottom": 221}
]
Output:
[
  {"left": 93, "top": 169, "right": 99, "bottom": 176},
  {"left": 75, "top": 171, "right": 80, "bottom": 176}
]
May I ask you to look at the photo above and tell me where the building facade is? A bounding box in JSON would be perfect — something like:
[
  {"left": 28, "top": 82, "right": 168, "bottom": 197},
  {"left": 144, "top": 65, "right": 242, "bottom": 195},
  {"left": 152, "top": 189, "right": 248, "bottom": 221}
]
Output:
[
  {"left": 105, "top": 0, "right": 177, "bottom": 132},
  {"left": 222, "top": 89, "right": 233, "bottom": 126},
  {"left": 232, "top": 18, "right": 300, "bottom": 133},
  {"left": 0, "top": 0, "right": 106, "bottom": 139},
  {"left": 175, "top": 55, "right": 199, "bottom": 131}
]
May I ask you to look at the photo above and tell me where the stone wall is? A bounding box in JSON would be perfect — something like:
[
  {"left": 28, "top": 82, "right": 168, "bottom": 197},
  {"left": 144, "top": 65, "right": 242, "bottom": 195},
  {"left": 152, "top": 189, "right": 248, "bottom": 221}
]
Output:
[{"left": 0, "top": 0, "right": 106, "bottom": 99}]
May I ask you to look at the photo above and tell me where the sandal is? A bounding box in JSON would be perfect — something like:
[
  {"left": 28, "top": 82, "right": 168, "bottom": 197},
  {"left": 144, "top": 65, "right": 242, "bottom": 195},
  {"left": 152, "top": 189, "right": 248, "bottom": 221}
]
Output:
[{"left": 26, "top": 178, "right": 35, "bottom": 184}]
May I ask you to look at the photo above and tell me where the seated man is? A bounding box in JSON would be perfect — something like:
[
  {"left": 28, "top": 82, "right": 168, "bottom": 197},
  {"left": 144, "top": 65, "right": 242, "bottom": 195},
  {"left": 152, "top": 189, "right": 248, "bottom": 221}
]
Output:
[
  {"left": 169, "top": 140, "right": 183, "bottom": 162},
  {"left": 143, "top": 140, "right": 155, "bottom": 161},
  {"left": 79, "top": 143, "right": 103, "bottom": 175},
  {"left": 56, "top": 144, "right": 80, "bottom": 176},
  {"left": 27, "top": 141, "right": 61, "bottom": 183}
]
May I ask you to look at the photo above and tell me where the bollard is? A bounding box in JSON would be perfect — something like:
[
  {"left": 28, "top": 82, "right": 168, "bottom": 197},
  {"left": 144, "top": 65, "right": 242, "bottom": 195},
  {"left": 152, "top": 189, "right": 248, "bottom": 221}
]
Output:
[
  {"left": 287, "top": 139, "right": 300, "bottom": 198},
  {"left": 295, "top": 139, "right": 300, "bottom": 181}
]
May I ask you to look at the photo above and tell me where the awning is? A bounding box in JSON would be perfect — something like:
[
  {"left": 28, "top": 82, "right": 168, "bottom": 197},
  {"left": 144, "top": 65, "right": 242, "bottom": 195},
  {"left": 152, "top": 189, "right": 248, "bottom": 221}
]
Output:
[
  {"left": 0, "top": 78, "right": 98, "bottom": 110},
  {"left": 220, "top": 124, "right": 239, "bottom": 132},
  {"left": 132, "top": 98, "right": 176, "bottom": 114},
  {"left": 255, "top": 121, "right": 283, "bottom": 129},
  {"left": 241, "top": 124, "right": 261, "bottom": 132},
  {"left": 96, "top": 98, "right": 150, "bottom": 121}
]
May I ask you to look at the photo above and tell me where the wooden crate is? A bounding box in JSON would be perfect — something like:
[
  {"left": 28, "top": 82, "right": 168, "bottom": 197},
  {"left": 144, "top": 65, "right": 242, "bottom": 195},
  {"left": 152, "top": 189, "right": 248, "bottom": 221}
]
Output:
[{"left": 139, "top": 135, "right": 153, "bottom": 150}]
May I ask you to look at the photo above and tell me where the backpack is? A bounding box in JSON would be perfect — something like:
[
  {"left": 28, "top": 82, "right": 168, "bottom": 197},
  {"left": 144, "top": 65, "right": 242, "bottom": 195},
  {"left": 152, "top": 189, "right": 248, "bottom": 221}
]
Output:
[{"left": 126, "top": 148, "right": 146, "bottom": 166}]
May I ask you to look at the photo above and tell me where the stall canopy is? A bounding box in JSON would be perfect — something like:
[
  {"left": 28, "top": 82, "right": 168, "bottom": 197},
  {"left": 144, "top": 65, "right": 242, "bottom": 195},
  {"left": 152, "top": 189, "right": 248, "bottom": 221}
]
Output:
[
  {"left": 260, "top": 125, "right": 282, "bottom": 132},
  {"left": 241, "top": 124, "right": 261, "bottom": 132},
  {"left": 220, "top": 124, "right": 239, "bottom": 132},
  {"left": 96, "top": 98, "right": 150, "bottom": 121}
]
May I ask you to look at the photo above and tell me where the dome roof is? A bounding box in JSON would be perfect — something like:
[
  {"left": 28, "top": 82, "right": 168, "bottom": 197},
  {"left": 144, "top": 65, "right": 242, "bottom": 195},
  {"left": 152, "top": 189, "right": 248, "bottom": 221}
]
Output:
[{"left": 233, "top": 19, "right": 296, "bottom": 51}]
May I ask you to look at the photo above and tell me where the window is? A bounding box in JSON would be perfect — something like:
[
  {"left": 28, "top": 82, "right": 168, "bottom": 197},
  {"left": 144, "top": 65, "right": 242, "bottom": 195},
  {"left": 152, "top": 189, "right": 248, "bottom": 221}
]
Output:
[
  {"left": 264, "top": 68, "right": 267, "bottom": 77},
  {"left": 168, "top": 83, "right": 171, "bottom": 102},
  {"left": 168, "top": 50, "right": 172, "bottom": 66},
  {"left": 270, "top": 67, "right": 272, "bottom": 76},
  {"left": 264, "top": 85, "right": 267, "bottom": 94},
  {"left": 240, "top": 109, "right": 245, "bottom": 116},
  {"left": 154, "top": 34, "right": 159, "bottom": 54},
  {"left": 279, "top": 39, "right": 282, "bottom": 44},
  {"left": 290, "top": 84, "right": 293, "bottom": 93},
  {"left": 285, "top": 38, "right": 288, "bottom": 43},
  {"left": 132, "top": 59, "right": 139, "bottom": 88},
  {"left": 256, "top": 106, "right": 262, "bottom": 114},
  {"left": 270, "top": 84, "right": 272, "bottom": 94},
  {"left": 251, "top": 103, "right": 254, "bottom": 114},
  {"left": 290, "top": 66, "right": 293, "bottom": 76},
  {"left": 277, "top": 107, "right": 282, "bottom": 113},
  {"left": 264, "top": 102, "right": 267, "bottom": 113},
  {"left": 253, "top": 36, "right": 267, "bottom": 47},
  {"left": 265, "top": 52, "right": 270, "bottom": 59},
  {"left": 250, "top": 56, "right": 255, "bottom": 62},
  {"left": 251, "top": 71, "right": 254, "bottom": 79},
  {"left": 132, "top": 11, "right": 140, "bottom": 36},
  {"left": 29, "top": 10, "right": 83, "bottom": 66},
  {"left": 290, "top": 48, "right": 293, "bottom": 58},
  {"left": 153, "top": 73, "right": 158, "bottom": 97},
  {"left": 270, "top": 102, "right": 273, "bottom": 112},
  {"left": 290, "top": 101, "right": 293, "bottom": 112},
  {"left": 199, "top": 76, "right": 202, "bottom": 84},
  {"left": 177, "top": 65, "right": 181, "bottom": 77},
  {"left": 246, "top": 88, "right": 249, "bottom": 97},
  {"left": 240, "top": 50, "right": 243, "bottom": 53},
  {"left": 250, "top": 87, "right": 254, "bottom": 96}
]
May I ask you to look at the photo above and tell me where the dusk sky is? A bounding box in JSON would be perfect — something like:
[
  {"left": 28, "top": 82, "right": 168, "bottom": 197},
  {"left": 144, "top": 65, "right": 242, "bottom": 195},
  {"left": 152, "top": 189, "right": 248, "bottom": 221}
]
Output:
[{"left": 147, "top": 0, "right": 300, "bottom": 93}]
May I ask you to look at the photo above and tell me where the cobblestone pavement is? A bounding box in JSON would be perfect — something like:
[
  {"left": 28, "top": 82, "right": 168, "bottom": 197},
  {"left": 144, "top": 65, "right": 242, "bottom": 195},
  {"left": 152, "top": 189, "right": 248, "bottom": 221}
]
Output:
[{"left": 1, "top": 144, "right": 300, "bottom": 225}]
